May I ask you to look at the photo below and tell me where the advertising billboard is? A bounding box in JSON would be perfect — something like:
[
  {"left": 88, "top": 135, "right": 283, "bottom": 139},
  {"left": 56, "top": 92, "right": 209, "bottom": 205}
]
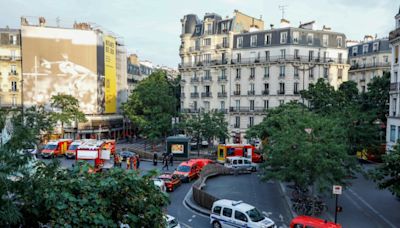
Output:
[
  {"left": 21, "top": 25, "right": 98, "bottom": 114},
  {"left": 104, "top": 35, "right": 117, "bottom": 113},
  {"left": 171, "top": 144, "right": 184, "bottom": 154}
]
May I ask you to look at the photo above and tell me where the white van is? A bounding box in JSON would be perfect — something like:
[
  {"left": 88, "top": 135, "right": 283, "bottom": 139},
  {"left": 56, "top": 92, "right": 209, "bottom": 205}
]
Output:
[
  {"left": 210, "top": 199, "right": 276, "bottom": 228},
  {"left": 224, "top": 156, "right": 257, "bottom": 172}
]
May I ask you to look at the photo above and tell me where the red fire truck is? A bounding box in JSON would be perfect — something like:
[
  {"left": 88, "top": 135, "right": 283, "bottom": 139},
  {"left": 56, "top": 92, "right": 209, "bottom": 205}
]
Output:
[
  {"left": 41, "top": 139, "right": 73, "bottom": 158},
  {"left": 217, "top": 144, "right": 263, "bottom": 163},
  {"left": 76, "top": 140, "right": 112, "bottom": 172}
]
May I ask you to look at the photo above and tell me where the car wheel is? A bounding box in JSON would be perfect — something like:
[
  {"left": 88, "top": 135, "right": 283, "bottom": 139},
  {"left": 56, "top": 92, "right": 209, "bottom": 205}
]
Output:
[{"left": 212, "top": 221, "right": 221, "bottom": 228}]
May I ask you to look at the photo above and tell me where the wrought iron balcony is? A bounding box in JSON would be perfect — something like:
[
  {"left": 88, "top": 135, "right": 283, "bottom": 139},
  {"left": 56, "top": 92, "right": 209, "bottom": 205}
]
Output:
[
  {"left": 190, "top": 92, "right": 199, "bottom": 98},
  {"left": 218, "top": 92, "right": 227, "bottom": 97},
  {"left": 201, "top": 92, "right": 212, "bottom": 98}
]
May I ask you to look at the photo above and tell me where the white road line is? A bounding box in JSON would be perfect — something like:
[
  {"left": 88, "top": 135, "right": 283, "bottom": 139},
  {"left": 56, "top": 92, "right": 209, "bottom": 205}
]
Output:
[
  {"left": 279, "top": 214, "right": 284, "bottom": 222},
  {"left": 348, "top": 188, "right": 397, "bottom": 228},
  {"left": 181, "top": 222, "right": 192, "bottom": 228},
  {"left": 192, "top": 215, "right": 196, "bottom": 218},
  {"left": 182, "top": 188, "right": 209, "bottom": 218},
  {"left": 262, "top": 211, "right": 272, "bottom": 217},
  {"left": 188, "top": 219, "right": 192, "bottom": 222}
]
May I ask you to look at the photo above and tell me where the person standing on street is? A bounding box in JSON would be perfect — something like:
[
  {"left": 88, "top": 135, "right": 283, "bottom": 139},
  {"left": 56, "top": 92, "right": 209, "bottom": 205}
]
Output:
[
  {"left": 162, "top": 154, "right": 169, "bottom": 171},
  {"left": 169, "top": 153, "right": 174, "bottom": 167},
  {"left": 153, "top": 152, "right": 158, "bottom": 166},
  {"left": 136, "top": 154, "right": 140, "bottom": 169},
  {"left": 126, "top": 156, "right": 131, "bottom": 170}
]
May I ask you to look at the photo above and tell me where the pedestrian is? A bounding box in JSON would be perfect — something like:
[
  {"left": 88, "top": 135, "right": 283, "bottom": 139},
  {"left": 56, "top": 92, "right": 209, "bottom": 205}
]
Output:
[
  {"left": 136, "top": 154, "right": 140, "bottom": 169},
  {"left": 162, "top": 155, "right": 169, "bottom": 171},
  {"left": 153, "top": 152, "right": 158, "bottom": 166},
  {"left": 169, "top": 153, "right": 174, "bottom": 167},
  {"left": 126, "top": 156, "right": 131, "bottom": 170},
  {"left": 133, "top": 156, "right": 137, "bottom": 170}
]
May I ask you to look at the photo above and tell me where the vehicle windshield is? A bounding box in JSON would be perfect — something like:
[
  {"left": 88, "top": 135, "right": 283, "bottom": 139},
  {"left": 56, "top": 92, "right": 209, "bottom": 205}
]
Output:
[
  {"left": 177, "top": 165, "right": 190, "bottom": 172},
  {"left": 246, "top": 208, "right": 265, "bottom": 222},
  {"left": 44, "top": 144, "right": 57, "bottom": 150},
  {"left": 168, "top": 218, "right": 179, "bottom": 228},
  {"left": 68, "top": 144, "right": 79, "bottom": 150}
]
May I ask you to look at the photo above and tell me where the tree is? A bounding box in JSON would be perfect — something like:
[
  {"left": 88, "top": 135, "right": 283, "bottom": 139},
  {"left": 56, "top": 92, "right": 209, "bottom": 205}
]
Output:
[
  {"left": 50, "top": 94, "right": 87, "bottom": 138},
  {"left": 20, "top": 162, "right": 169, "bottom": 227},
  {"left": 369, "top": 145, "right": 400, "bottom": 198},
  {"left": 252, "top": 104, "right": 358, "bottom": 193},
  {"left": 300, "top": 78, "right": 340, "bottom": 114},
  {"left": 123, "top": 71, "right": 177, "bottom": 144}
]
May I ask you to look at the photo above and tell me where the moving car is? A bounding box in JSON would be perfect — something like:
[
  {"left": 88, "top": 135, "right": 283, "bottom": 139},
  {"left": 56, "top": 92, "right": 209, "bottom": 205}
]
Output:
[
  {"left": 165, "top": 214, "right": 181, "bottom": 228},
  {"left": 158, "top": 173, "right": 182, "bottom": 192},
  {"left": 210, "top": 199, "right": 276, "bottom": 228},
  {"left": 290, "top": 216, "right": 342, "bottom": 228},
  {"left": 118, "top": 151, "right": 136, "bottom": 161},
  {"left": 173, "top": 160, "right": 199, "bottom": 182},
  {"left": 224, "top": 156, "right": 257, "bottom": 172}
]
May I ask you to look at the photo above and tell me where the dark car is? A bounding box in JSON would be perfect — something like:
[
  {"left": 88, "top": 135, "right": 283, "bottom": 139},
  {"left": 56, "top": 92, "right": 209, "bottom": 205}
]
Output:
[
  {"left": 118, "top": 151, "right": 136, "bottom": 161},
  {"left": 158, "top": 173, "right": 182, "bottom": 192}
]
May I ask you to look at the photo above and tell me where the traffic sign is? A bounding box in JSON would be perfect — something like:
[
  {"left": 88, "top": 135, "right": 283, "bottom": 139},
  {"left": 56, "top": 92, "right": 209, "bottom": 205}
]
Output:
[{"left": 333, "top": 185, "right": 342, "bottom": 195}]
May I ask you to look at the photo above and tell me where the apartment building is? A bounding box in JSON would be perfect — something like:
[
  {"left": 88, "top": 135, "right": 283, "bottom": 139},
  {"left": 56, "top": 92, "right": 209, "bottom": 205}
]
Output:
[
  {"left": 348, "top": 36, "right": 391, "bottom": 92},
  {"left": 387, "top": 8, "right": 400, "bottom": 150},
  {"left": 127, "top": 54, "right": 155, "bottom": 94},
  {"left": 0, "top": 27, "right": 22, "bottom": 108},
  {"left": 179, "top": 12, "right": 349, "bottom": 143}
]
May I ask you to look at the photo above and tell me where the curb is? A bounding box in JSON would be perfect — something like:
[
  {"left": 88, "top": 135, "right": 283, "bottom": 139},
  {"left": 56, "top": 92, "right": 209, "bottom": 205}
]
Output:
[
  {"left": 183, "top": 187, "right": 211, "bottom": 217},
  {"left": 278, "top": 182, "right": 297, "bottom": 219}
]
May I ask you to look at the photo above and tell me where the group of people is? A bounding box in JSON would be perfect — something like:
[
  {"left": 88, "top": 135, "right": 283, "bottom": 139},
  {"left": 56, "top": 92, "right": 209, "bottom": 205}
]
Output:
[
  {"left": 153, "top": 152, "right": 174, "bottom": 171},
  {"left": 114, "top": 153, "right": 140, "bottom": 170}
]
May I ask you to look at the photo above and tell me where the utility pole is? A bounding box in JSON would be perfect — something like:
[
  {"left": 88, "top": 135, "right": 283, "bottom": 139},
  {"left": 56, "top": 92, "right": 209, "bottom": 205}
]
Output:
[{"left": 279, "top": 5, "right": 288, "bottom": 19}]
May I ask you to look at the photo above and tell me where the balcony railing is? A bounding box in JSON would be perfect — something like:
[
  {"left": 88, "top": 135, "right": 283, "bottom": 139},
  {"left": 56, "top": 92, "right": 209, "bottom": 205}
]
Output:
[
  {"left": 201, "top": 92, "right": 212, "bottom": 98},
  {"left": 389, "top": 27, "right": 400, "bottom": 41},
  {"left": 247, "top": 90, "right": 255, "bottom": 96},
  {"left": 218, "top": 76, "right": 227, "bottom": 82},
  {"left": 233, "top": 91, "right": 241, "bottom": 96},
  {"left": 230, "top": 55, "right": 346, "bottom": 65},
  {"left": 182, "top": 108, "right": 201, "bottom": 113},
  {"left": 279, "top": 74, "right": 285, "bottom": 78},
  {"left": 216, "top": 43, "right": 230, "bottom": 49},
  {"left": 190, "top": 77, "right": 200, "bottom": 82},
  {"left": 264, "top": 74, "right": 269, "bottom": 79},
  {"left": 218, "top": 92, "right": 227, "bottom": 97},
  {"left": 181, "top": 93, "right": 185, "bottom": 98},
  {"left": 249, "top": 75, "right": 255, "bottom": 80},
  {"left": 201, "top": 77, "right": 212, "bottom": 82},
  {"left": 0, "top": 55, "right": 21, "bottom": 61},
  {"left": 277, "top": 90, "right": 285, "bottom": 95},
  {"left": 262, "top": 90, "right": 269, "bottom": 95},
  {"left": 390, "top": 82, "right": 400, "bottom": 91},
  {"left": 229, "top": 106, "right": 266, "bottom": 113},
  {"left": 190, "top": 92, "right": 199, "bottom": 98},
  {"left": 349, "top": 62, "right": 391, "bottom": 70}
]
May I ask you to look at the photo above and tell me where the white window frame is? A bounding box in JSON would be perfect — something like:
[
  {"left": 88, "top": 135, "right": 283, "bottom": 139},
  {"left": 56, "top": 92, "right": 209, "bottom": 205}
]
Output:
[
  {"left": 337, "top": 36, "right": 343, "bottom": 48},
  {"left": 264, "top": 33, "right": 271, "bottom": 45},
  {"left": 363, "top": 44, "right": 368, "bottom": 54},
  {"left": 280, "top": 32, "right": 288, "bottom": 44},
  {"left": 237, "top": 37, "right": 243, "bottom": 48},
  {"left": 352, "top": 46, "right": 358, "bottom": 56},
  {"left": 307, "top": 34, "right": 314, "bottom": 45},
  {"left": 322, "top": 34, "right": 329, "bottom": 47},
  {"left": 292, "top": 32, "right": 299, "bottom": 44},
  {"left": 373, "top": 42, "right": 379, "bottom": 52},
  {"left": 250, "top": 35, "right": 257, "bottom": 47}
]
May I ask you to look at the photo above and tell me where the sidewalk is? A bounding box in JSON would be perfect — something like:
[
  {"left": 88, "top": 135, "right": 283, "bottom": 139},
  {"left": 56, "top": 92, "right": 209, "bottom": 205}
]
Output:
[{"left": 183, "top": 187, "right": 211, "bottom": 216}]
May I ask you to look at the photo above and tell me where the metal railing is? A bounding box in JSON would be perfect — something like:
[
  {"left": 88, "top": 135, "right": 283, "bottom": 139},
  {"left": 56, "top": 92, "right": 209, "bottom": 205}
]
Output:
[
  {"left": 233, "top": 91, "right": 241, "bottom": 96},
  {"left": 190, "top": 92, "right": 199, "bottom": 98},
  {"left": 201, "top": 92, "right": 212, "bottom": 98},
  {"left": 190, "top": 77, "right": 200, "bottom": 82},
  {"left": 201, "top": 77, "right": 212, "bottom": 82},
  {"left": 182, "top": 108, "right": 201, "bottom": 113},
  {"left": 218, "top": 76, "right": 227, "bottom": 82},
  {"left": 229, "top": 106, "right": 266, "bottom": 113},
  {"left": 218, "top": 92, "right": 227, "bottom": 97},
  {"left": 277, "top": 90, "right": 285, "bottom": 95},
  {"left": 390, "top": 83, "right": 400, "bottom": 91},
  {"left": 247, "top": 90, "right": 255, "bottom": 96},
  {"left": 349, "top": 62, "right": 391, "bottom": 70},
  {"left": 262, "top": 90, "right": 269, "bottom": 95}
]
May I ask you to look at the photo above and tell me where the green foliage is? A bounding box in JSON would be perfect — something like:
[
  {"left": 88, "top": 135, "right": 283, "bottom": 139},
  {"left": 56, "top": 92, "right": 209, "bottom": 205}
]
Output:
[
  {"left": 257, "top": 104, "right": 358, "bottom": 193},
  {"left": 300, "top": 78, "right": 340, "bottom": 114},
  {"left": 123, "top": 70, "right": 177, "bottom": 141},
  {"left": 50, "top": 94, "right": 87, "bottom": 137},
  {"left": 20, "top": 162, "right": 168, "bottom": 227},
  {"left": 369, "top": 146, "right": 400, "bottom": 198}
]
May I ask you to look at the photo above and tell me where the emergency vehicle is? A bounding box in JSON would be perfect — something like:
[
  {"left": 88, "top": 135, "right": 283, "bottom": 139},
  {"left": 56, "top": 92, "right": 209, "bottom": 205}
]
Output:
[
  {"left": 41, "top": 139, "right": 72, "bottom": 158},
  {"left": 217, "top": 144, "right": 263, "bottom": 164},
  {"left": 76, "top": 140, "right": 112, "bottom": 173},
  {"left": 103, "top": 139, "right": 116, "bottom": 155},
  {"left": 65, "top": 140, "right": 87, "bottom": 159},
  {"left": 290, "top": 216, "right": 341, "bottom": 228}
]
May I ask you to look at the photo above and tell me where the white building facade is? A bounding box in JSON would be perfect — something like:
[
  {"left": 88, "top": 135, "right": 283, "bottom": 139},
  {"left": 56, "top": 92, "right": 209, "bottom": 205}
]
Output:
[
  {"left": 348, "top": 37, "right": 391, "bottom": 92},
  {"left": 387, "top": 8, "right": 400, "bottom": 151}
]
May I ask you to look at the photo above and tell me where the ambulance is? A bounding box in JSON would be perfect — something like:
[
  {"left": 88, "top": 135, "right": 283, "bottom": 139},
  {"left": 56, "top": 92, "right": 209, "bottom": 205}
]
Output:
[{"left": 41, "top": 139, "right": 72, "bottom": 158}]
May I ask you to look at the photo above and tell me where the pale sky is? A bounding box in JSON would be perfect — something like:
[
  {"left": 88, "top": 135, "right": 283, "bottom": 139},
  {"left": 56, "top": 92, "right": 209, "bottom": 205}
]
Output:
[{"left": 0, "top": 0, "right": 398, "bottom": 68}]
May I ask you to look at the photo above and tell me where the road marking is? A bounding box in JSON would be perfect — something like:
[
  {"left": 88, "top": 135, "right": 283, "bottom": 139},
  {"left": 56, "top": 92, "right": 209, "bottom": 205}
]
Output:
[
  {"left": 262, "top": 211, "right": 272, "bottom": 217},
  {"left": 348, "top": 188, "right": 397, "bottom": 228},
  {"left": 279, "top": 225, "right": 289, "bottom": 228},
  {"left": 188, "top": 219, "right": 192, "bottom": 222},
  {"left": 182, "top": 188, "right": 209, "bottom": 218},
  {"left": 279, "top": 214, "right": 284, "bottom": 222},
  {"left": 180, "top": 222, "right": 192, "bottom": 228},
  {"left": 192, "top": 215, "right": 196, "bottom": 218}
]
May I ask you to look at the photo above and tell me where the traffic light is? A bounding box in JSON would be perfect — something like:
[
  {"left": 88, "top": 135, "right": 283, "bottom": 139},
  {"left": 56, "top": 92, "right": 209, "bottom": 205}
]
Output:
[{"left": 336, "top": 206, "right": 343, "bottom": 212}]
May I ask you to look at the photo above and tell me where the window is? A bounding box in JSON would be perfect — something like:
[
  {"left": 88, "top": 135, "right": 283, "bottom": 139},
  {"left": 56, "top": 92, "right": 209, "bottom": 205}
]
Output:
[
  {"left": 237, "top": 37, "right": 243, "bottom": 48},
  {"left": 309, "top": 68, "right": 314, "bottom": 79},
  {"left": 280, "top": 32, "right": 287, "bottom": 44},
  {"left": 235, "top": 99, "right": 240, "bottom": 108},
  {"left": 206, "top": 24, "right": 212, "bottom": 33},
  {"left": 203, "top": 38, "right": 211, "bottom": 46},
  {"left": 279, "top": 83, "right": 285, "bottom": 94},
  {"left": 373, "top": 42, "right": 379, "bottom": 52},
  {"left": 221, "top": 84, "right": 226, "bottom": 93},
  {"left": 361, "top": 86, "right": 366, "bottom": 93},
  {"left": 249, "top": 83, "right": 255, "bottom": 93},
  {"left": 265, "top": 33, "right": 271, "bottom": 45},
  {"left": 204, "top": 101, "right": 210, "bottom": 111},
  {"left": 392, "top": 98, "right": 397, "bottom": 116},
  {"left": 294, "top": 82, "right": 299, "bottom": 94},
  {"left": 309, "top": 50, "right": 314, "bottom": 61},
  {"left": 264, "top": 100, "right": 269, "bottom": 109},
  {"left": 263, "top": 83, "right": 269, "bottom": 95},
  {"left": 265, "top": 51, "right": 270, "bottom": 61},
  {"left": 213, "top": 206, "right": 222, "bottom": 215},
  {"left": 222, "top": 37, "right": 228, "bottom": 47},
  {"left": 398, "top": 126, "right": 400, "bottom": 140},
  {"left": 12, "top": 96, "right": 16, "bottom": 106},
  {"left": 292, "top": 32, "right": 299, "bottom": 44},
  {"left": 279, "top": 65, "right": 285, "bottom": 77},
  {"left": 293, "top": 225, "right": 304, "bottom": 228},
  {"left": 264, "top": 66, "right": 269, "bottom": 78},
  {"left": 237, "top": 53, "right": 241, "bottom": 63},
  {"left": 221, "top": 68, "right": 226, "bottom": 78},
  {"left": 235, "top": 116, "right": 240, "bottom": 128},
  {"left": 250, "top": 68, "right": 255, "bottom": 78},
  {"left": 251, "top": 35, "right": 257, "bottom": 47},
  {"left": 193, "top": 86, "right": 198, "bottom": 93},
  {"left": 352, "top": 46, "right": 358, "bottom": 56},
  {"left": 10, "top": 50, "right": 16, "bottom": 60},
  {"left": 307, "top": 34, "right": 313, "bottom": 45},
  {"left": 220, "top": 101, "right": 225, "bottom": 110},
  {"left": 195, "top": 27, "right": 200, "bottom": 33},
  {"left": 338, "top": 69, "right": 343, "bottom": 79},
  {"left": 203, "top": 54, "right": 211, "bottom": 63},
  {"left": 322, "top": 34, "right": 329, "bottom": 47},
  {"left": 337, "top": 36, "right": 343, "bottom": 48},
  {"left": 294, "top": 49, "right": 299, "bottom": 59},
  {"left": 11, "top": 81, "right": 17, "bottom": 92},
  {"left": 193, "top": 101, "right": 197, "bottom": 110},
  {"left": 279, "top": 100, "right": 284, "bottom": 105},
  {"left": 236, "top": 68, "right": 241, "bottom": 79},
  {"left": 338, "top": 53, "right": 343, "bottom": 64},
  {"left": 250, "top": 100, "right": 255, "bottom": 111},
  {"left": 390, "top": 125, "right": 396, "bottom": 142},
  {"left": 280, "top": 49, "right": 286, "bottom": 59},
  {"left": 238, "top": 159, "right": 243, "bottom": 165},
  {"left": 324, "top": 68, "right": 329, "bottom": 78},
  {"left": 204, "top": 70, "right": 210, "bottom": 78},
  {"left": 363, "top": 44, "right": 368, "bottom": 54},
  {"left": 384, "top": 56, "right": 388, "bottom": 63},
  {"left": 10, "top": 65, "right": 16, "bottom": 74},
  {"left": 222, "top": 208, "right": 233, "bottom": 217},
  {"left": 294, "top": 67, "right": 299, "bottom": 78},
  {"left": 248, "top": 116, "right": 254, "bottom": 127}
]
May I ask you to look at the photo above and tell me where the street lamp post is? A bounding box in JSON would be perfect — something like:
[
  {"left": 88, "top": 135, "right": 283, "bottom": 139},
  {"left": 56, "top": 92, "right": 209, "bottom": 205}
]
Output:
[{"left": 291, "top": 62, "right": 316, "bottom": 107}]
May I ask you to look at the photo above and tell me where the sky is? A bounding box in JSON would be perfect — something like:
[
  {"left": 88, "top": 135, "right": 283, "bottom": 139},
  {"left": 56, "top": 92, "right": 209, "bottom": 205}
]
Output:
[{"left": 0, "top": 0, "right": 398, "bottom": 68}]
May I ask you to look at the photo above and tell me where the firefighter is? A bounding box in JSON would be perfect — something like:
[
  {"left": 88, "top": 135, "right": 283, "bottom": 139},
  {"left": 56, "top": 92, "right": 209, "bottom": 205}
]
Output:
[
  {"left": 126, "top": 156, "right": 131, "bottom": 170},
  {"left": 133, "top": 156, "right": 137, "bottom": 170}
]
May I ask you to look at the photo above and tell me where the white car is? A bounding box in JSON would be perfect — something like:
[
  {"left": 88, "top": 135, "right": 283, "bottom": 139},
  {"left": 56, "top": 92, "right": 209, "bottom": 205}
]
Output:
[
  {"left": 224, "top": 156, "right": 257, "bottom": 172},
  {"left": 210, "top": 199, "right": 276, "bottom": 228},
  {"left": 153, "top": 178, "right": 166, "bottom": 193},
  {"left": 165, "top": 214, "right": 181, "bottom": 228}
]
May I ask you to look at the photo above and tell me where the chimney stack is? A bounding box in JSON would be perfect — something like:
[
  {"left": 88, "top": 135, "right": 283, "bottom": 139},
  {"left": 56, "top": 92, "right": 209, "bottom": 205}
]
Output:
[{"left": 280, "top": 18, "right": 290, "bottom": 28}]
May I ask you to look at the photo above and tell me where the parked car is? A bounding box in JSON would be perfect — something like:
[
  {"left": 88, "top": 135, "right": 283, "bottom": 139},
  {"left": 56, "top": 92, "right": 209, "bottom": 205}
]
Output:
[
  {"left": 153, "top": 178, "right": 166, "bottom": 193},
  {"left": 210, "top": 199, "right": 276, "bottom": 228},
  {"left": 173, "top": 160, "right": 200, "bottom": 182},
  {"left": 158, "top": 173, "right": 181, "bottom": 192},
  {"left": 189, "top": 158, "right": 214, "bottom": 171},
  {"left": 290, "top": 216, "right": 342, "bottom": 228},
  {"left": 165, "top": 214, "right": 181, "bottom": 228},
  {"left": 118, "top": 151, "right": 136, "bottom": 161},
  {"left": 224, "top": 156, "right": 257, "bottom": 172}
]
